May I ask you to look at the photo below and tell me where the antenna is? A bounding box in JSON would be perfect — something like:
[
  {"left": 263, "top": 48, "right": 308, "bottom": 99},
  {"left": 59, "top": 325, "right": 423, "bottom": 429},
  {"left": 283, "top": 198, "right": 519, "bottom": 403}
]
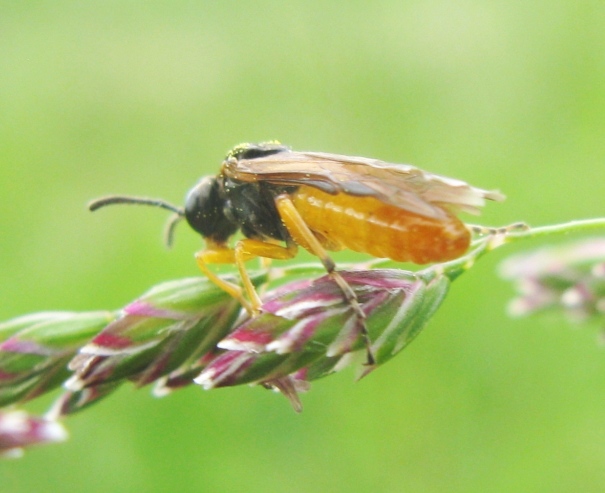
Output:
[{"left": 88, "top": 195, "right": 185, "bottom": 248}]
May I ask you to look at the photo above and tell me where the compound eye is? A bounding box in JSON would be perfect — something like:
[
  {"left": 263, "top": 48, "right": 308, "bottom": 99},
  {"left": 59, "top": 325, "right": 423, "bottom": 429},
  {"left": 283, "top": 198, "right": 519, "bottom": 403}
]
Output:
[{"left": 184, "top": 177, "right": 237, "bottom": 243}]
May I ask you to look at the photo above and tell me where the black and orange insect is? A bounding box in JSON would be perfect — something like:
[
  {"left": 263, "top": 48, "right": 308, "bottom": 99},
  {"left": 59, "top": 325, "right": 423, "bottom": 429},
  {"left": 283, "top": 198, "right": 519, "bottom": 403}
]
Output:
[{"left": 90, "top": 142, "right": 504, "bottom": 363}]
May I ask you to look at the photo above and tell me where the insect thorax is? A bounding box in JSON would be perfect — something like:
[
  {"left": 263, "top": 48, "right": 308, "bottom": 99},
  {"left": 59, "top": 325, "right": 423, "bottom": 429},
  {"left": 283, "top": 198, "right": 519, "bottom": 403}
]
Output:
[{"left": 221, "top": 177, "right": 295, "bottom": 242}]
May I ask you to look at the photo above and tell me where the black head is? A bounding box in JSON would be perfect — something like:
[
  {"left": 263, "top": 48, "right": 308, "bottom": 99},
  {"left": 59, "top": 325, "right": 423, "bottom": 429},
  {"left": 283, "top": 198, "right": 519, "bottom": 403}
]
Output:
[
  {"left": 88, "top": 142, "right": 289, "bottom": 246},
  {"left": 184, "top": 176, "right": 238, "bottom": 243},
  {"left": 88, "top": 178, "right": 238, "bottom": 247}
]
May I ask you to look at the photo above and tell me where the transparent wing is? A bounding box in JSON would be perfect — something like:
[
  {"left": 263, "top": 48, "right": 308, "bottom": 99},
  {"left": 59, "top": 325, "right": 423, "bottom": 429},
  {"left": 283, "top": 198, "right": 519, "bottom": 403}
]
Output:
[{"left": 225, "top": 150, "right": 504, "bottom": 220}]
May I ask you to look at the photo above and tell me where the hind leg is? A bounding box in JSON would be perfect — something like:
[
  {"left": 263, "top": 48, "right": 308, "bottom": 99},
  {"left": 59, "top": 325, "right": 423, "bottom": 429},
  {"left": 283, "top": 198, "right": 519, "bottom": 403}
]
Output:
[{"left": 274, "top": 194, "right": 374, "bottom": 365}]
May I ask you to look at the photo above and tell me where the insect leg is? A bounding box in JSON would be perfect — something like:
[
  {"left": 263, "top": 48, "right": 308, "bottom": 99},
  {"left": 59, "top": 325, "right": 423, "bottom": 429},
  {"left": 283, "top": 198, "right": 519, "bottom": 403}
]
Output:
[
  {"left": 195, "top": 248, "right": 253, "bottom": 313},
  {"left": 274, "top": 194, "right": 374, "bottom": 365},
  {"left": 197, "top": 240, "right": 298, "bottom": 314},
  {"left": 233, "top": 239, "right": 298, "bottom": 312}
]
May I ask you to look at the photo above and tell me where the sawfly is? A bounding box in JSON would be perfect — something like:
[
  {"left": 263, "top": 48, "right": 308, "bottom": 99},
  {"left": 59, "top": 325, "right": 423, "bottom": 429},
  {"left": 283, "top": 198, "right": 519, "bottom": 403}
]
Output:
[{"left": 90, "top": 142, "right": 504, "bottom": 364}]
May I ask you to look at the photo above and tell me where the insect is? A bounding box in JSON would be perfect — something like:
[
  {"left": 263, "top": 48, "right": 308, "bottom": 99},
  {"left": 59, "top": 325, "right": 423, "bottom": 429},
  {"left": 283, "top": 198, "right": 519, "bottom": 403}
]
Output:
[{"left": 89, "top": 141, "right": 504, "bottom": 364}]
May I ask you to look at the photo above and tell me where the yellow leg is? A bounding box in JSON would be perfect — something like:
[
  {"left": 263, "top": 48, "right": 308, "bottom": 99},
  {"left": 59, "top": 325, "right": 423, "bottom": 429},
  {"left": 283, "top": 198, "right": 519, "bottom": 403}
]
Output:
[
  {"left": 274, "top": 194, "right": 374, "bottom": 365},
  {"left": 195, "top": 239, "right": 298, "bottom": 315},
  {"left": 195, "top": 248, "right": 253, "bottom": 313},
  {"left": 234, "top": 239, "right": 298, "bottom": 313}
]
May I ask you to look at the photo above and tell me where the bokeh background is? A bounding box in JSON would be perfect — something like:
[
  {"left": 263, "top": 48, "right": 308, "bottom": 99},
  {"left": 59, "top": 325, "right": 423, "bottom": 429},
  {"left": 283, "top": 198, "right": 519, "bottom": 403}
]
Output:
[{"left": 1, "top": 2, "right": 605, "bottom": 492}]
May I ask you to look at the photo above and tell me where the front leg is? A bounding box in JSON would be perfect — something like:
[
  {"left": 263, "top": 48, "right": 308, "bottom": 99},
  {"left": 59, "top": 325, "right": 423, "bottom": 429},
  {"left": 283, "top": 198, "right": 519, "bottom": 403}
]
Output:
[
  {"left": 234, "top": 239, "right": 298, "bottom": 312},
  {"left": 195, "top": 247, "right": 253, "bottom": 313},
  {"left": 195, "top": 239, "right": 298, "bottom": 315}
]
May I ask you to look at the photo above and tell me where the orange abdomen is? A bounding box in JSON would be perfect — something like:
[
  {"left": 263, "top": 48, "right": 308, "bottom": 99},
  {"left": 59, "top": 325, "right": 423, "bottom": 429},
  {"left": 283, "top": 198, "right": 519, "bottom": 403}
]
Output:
[{"left": 291, "top": 185, "right": 470, "bottom": 264}]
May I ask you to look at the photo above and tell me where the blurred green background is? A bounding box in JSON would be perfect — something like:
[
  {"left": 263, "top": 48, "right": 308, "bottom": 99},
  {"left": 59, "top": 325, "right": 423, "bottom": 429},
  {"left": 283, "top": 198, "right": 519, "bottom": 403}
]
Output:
[{"left": 1, "top": 2, "right": 605, "bottom": 492}]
